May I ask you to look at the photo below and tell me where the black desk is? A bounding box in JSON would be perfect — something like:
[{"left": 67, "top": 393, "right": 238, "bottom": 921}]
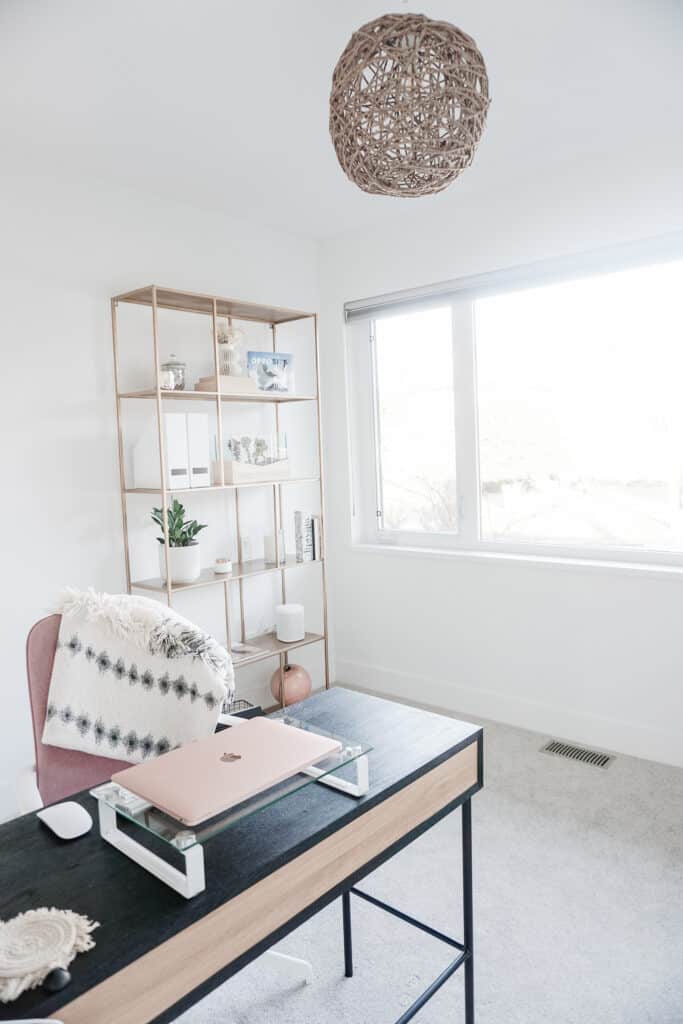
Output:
[{"left": 0, "top": 688, "right": 483, "bottom": 1024}]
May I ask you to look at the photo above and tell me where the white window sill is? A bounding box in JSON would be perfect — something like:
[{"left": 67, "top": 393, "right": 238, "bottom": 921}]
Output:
[{"left": 352, "top": 542, "right": 683, "bottom": 581}]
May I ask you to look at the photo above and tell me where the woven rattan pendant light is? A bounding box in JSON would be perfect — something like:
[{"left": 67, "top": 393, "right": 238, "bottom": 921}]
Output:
[{"left": 329, "top": 13, "right": 490, "bottom": 197}]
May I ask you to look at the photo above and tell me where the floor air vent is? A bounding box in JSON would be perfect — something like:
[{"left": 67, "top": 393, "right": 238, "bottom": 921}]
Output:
[{"left": 541, "top": 739, "right": 614, "bottom": 769}]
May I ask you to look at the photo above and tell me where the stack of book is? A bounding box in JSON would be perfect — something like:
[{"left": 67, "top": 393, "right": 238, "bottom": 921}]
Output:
[{"left": 294, "top": 511, "right": 322, "bottom": 562}]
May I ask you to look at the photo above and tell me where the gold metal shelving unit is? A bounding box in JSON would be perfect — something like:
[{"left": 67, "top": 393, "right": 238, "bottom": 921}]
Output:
[{"left": 110, "top": 284, "right": 329, "bottom": 702}]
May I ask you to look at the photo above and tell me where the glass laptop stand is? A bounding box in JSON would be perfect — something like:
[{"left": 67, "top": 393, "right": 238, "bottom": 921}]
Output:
[{"left": 90, "top": 715, "right": 371, "bottom": 898}]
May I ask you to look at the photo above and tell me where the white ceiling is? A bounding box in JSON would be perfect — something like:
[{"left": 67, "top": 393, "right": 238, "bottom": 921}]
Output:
[{"left": 1, "top": 0, "right": 681, "bottom": 241}]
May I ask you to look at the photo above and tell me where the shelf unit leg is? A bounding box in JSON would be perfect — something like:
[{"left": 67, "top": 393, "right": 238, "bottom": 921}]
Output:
[
  {"left": 278, "top": 653, "right": 286, "bottom": 709},
  {"left": 111, "top": 298, "right": 132, "bottom": 593},
  {"left": 313, "top": 314, "right": 330, "bottom": 690},
  {"left": 151, "top": 285, "right": 173, "bottom": 605},
  {"left": 234, "top": 489, "right": 247, "bottom": 644},
  {"left": 211, "top": 298, "right": 225, "bottom": 488},
  {"left": 223, "top": 580, "right": 232, "bottom": 673}
]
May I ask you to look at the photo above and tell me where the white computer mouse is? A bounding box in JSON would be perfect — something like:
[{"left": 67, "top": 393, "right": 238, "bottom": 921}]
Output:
[{"left": 37, "top": 801, "right": 93, "bottom": 840}]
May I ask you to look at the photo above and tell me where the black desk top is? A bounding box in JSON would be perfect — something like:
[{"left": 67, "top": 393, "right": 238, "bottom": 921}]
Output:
[{"left": 0, "top": 687, "right": 481, "bottom": 1021}]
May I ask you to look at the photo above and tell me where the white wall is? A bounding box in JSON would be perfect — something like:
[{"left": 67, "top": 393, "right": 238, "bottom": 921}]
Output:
[
  {"left": 0, "top": 178, "right": 319, "bottom": 820},
  {"left": 318, "top": 159, "right": 683, "bottom": 769}
]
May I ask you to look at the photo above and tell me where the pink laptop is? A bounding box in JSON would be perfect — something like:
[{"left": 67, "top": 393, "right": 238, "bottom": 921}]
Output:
[{"left": 111, "top": 718, "right": 342, "bottom": 826}]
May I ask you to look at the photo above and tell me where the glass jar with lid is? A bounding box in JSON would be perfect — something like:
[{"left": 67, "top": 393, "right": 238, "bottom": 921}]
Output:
[{"left": 159, "top": 354, "right": 186, "bottom": 391}]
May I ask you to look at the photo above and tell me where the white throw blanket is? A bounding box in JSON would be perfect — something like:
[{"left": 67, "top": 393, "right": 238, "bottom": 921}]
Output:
[{"left": 42, "top": 589, "right": 234, "bottom": 763}]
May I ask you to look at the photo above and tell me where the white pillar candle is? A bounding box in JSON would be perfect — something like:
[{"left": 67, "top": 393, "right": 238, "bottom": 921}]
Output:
[{"left": 275, "top": 603, "right": 305, "bottom": 643}]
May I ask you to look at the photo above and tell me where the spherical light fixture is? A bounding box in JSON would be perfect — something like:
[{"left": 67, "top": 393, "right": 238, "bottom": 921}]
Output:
[{"left": 329, "top": 13, "right": 490, "bottom": 198}]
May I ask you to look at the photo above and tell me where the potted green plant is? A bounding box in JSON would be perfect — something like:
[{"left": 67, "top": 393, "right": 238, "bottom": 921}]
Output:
[{"left": 151, "top": 499, "right": 207, "bottom": 584}]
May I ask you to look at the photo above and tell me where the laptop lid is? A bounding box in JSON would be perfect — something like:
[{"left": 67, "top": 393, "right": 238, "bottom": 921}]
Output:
[{"left": 111, "top": 718, "right": 342, "bottom": 826}]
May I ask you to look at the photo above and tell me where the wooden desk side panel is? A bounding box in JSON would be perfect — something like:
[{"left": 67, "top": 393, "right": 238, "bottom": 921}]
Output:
[{"left": 59, "top": 744, "right": 478, "bottom": 1024}]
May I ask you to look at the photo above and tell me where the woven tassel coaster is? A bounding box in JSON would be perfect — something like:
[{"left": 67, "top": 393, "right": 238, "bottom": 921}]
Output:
[{"left": 0, "top": 907, "right": 99, "bottom": 1003}]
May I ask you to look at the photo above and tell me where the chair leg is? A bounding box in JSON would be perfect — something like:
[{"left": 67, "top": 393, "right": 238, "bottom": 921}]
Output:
[
  {"left": 264, "top": 949, "right": 313, "bottom": 985},
  {"left": 342, "top": 890, "right": 353, "bottom": 978}
]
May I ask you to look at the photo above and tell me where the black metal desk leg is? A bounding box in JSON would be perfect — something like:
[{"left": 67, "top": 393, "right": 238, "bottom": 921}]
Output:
[
  {"left": 342, "top": 890, "right": 354, "bottom": 977},
  {"left": 462, "top": 798, "right": 474, "bottom": 1024}
]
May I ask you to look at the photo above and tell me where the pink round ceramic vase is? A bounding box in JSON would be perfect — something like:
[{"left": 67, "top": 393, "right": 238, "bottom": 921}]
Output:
[{"left": 270, "top": 663, "right": 313, "bottom": 706}]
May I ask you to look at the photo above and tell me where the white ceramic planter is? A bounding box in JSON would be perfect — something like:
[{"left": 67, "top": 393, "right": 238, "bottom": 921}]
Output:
[{"left": 159, "top": 543, "right": 201, "bottom": 584}]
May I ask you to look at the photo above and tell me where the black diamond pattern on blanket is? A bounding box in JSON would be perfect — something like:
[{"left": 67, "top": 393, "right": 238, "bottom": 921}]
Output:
[{"left": 46, "top": 706, "right": 172, "bottom": 759}]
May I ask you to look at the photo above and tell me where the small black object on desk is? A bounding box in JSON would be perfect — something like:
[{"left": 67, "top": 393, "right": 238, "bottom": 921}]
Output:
[{"left": 43, "top": 968, "right": 71, "bottom": 993}]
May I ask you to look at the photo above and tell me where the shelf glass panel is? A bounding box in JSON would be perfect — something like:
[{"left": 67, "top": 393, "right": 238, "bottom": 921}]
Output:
[
  {"left": 125, "top": 477, "right": 319, "bottom": 495},
  {"left": 119, "top": 389, "right": 317, "bottom": 403},
  {"left": 230, "top": 631, "right": 324, "bottom": 667},
  {"left": 90, "top": 714, "right": 370, "bottom": 850},
  {"left": 131, "top": 558, "right": 322, "bottom": 594}
]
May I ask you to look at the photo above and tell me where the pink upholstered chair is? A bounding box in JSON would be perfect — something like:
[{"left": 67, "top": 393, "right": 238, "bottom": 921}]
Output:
[{"left": 21, "top": 614, "right": 129, "bottom": 810}]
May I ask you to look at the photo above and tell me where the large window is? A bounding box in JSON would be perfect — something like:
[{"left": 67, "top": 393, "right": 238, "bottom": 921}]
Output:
[{"left": 348, "top": 253, "right": 683, "bottom": 565}]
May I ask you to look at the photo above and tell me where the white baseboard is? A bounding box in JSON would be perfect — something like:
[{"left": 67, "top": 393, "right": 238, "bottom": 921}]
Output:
[{"left": 335, "top": 659, "right": 683, "bottom": 769}]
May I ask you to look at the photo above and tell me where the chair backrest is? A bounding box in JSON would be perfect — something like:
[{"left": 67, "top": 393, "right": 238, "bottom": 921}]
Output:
[{"left": 27, "top": 614, "right": 129, "bottom": 805}]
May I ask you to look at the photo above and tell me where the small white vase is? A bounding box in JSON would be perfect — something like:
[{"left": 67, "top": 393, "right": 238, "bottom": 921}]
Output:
[{"left": 159, "top": 543, "right": 201, "bottom": 584}]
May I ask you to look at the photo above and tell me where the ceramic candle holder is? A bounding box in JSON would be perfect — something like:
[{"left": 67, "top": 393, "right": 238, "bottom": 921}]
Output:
[{"left": 275, "top": 603, "right": 305, "bottom": 642}]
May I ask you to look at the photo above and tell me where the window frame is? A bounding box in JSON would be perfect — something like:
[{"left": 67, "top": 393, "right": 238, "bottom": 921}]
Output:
[{"left": 347, "top": 250, "right": 683, "bottom": 570}]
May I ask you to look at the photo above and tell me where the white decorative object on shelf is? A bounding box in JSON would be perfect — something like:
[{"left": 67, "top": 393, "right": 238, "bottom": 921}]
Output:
[
  {"left": 159, "top": 354, "right": 186, "bottom": 391},
  {"left": 264, "top": 530, "right": 286, "bottom": 565},
  {"left": 0, "top": 908, "right": 98, "bottom": 1003},
  {"left": 276, "top": 603, "right": 305, "bottom": 643},
  {"left": 214, "top": 558, "right": 232, "bottom": 575},
  {"left": 216, "top": 319, "right": 245, "bottom": 376},
  {"left": 214, "top": 432, "right": 289, "bottom": 484},
  {"left": 159, "top": 544, "right": 201, "bottom": 584},
  {"left": 152, "top": 498, "right": 206, "bottom": 584},
  {"left": 247, "top": 350, "right": 294, "bottom": 393},
  {"left": 264, "top": 533, "right": 276, "bottom": 565}
]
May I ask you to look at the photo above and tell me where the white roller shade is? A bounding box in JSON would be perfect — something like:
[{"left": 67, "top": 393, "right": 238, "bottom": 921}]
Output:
[{"left": 343, "top": 233, "right": 683, "bottom": 322}]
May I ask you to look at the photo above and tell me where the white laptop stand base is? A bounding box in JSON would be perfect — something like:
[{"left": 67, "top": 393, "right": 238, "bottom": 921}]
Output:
[
  {"left": 97, "top": 800, "right": 206, "bottom": 898},
  {"left": 303, "top": 754, "right": 369, "bottom": 798}
]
